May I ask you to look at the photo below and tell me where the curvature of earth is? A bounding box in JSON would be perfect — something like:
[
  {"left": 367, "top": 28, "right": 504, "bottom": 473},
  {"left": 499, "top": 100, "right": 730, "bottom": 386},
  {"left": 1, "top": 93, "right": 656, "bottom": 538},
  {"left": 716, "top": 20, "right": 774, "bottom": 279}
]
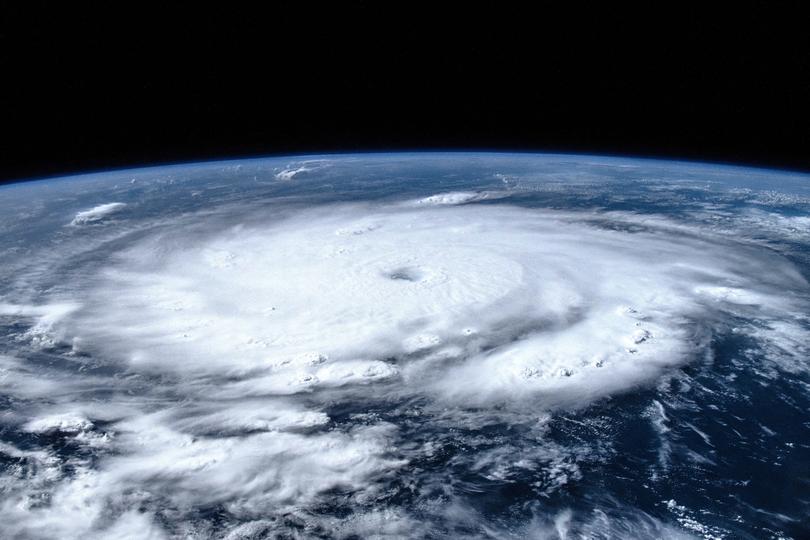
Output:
[{"left": 0, "top": 153, "right": 809, "bottom": 539}]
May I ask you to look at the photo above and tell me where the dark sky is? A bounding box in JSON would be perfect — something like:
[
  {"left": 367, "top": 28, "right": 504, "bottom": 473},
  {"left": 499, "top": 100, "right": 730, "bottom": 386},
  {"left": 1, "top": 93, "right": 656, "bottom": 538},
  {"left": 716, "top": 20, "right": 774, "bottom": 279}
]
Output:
[{"left": 1, "top": 3, "right": 809, "bottom": 183}]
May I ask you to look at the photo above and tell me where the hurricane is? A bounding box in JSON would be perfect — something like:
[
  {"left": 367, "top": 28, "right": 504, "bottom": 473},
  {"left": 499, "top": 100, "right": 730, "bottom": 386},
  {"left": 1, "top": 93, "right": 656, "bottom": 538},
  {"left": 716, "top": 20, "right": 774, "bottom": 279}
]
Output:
[{"left": 1, "top": 153, "right": 808, "bottom": 539}]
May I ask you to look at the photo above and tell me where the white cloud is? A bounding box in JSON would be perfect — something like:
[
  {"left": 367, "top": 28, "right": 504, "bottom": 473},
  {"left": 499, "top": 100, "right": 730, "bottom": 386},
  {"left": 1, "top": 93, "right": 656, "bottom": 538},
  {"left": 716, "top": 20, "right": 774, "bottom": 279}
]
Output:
[
  {"left": 69, "top": 202, "right": 127, "bottom": 226},
  {"left": 409, "top": 191, "right": 490, "bottom": 205},
  {"left": 274, "top": 166, "right": 312, "bottom": 180},
  {"left": 23, "top": 412, "right": 94, "bottom": 434},
  {"left": 59, "top": 204, "right": 809, "bottom": 401},
  {"left": 273, "top": 161, "right": 328, "bottom": 181}
]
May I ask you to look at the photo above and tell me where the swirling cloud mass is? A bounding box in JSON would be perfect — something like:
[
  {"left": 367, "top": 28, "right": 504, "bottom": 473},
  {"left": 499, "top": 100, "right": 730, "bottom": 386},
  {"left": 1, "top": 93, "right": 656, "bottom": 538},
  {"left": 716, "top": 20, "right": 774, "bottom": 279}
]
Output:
[{"left": 1, "top": 156, "right": 809, "bottom": 539}]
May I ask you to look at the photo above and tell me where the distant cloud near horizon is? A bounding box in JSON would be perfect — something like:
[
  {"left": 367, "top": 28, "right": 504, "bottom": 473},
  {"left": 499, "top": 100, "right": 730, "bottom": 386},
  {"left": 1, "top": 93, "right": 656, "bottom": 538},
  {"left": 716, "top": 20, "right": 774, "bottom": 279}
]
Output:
[{"left": 69, "top": 202, "right": 126, "bottom": 226}]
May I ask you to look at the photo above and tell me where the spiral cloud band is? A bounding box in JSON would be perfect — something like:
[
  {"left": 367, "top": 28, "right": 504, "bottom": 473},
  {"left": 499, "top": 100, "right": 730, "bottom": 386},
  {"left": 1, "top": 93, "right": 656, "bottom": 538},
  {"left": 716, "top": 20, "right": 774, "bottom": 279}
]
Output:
[{"left": 62, "top": 202, "right": 805, "bottom": 403}]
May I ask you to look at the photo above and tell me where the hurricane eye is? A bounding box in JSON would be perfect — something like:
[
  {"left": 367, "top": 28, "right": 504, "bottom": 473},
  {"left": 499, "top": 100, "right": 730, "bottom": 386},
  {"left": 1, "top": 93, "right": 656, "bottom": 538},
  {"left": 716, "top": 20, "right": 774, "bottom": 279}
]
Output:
[{"left": 386, "top": 266, "right": 423, "bottom": 282}]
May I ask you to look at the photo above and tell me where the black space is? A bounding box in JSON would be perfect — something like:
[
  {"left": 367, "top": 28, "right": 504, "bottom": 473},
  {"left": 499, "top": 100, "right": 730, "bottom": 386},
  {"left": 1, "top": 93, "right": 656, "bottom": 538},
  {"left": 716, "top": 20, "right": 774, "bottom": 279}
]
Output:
[{"left": 1, "top": 3, "right": 809, "bottom": 184}]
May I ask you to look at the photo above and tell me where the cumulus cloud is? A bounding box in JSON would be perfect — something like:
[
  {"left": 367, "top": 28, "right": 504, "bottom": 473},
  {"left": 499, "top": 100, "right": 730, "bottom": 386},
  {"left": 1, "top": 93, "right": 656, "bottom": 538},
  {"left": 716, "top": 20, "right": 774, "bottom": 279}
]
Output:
[
  {"left": 69, "top": 202, "right": 127, "bottom": 226},
  {"left": 23, "top": 412, "right": 94, "bottom": 434},
  {"left": 409, "top": 191, "right": 491, "bottom": 205}
]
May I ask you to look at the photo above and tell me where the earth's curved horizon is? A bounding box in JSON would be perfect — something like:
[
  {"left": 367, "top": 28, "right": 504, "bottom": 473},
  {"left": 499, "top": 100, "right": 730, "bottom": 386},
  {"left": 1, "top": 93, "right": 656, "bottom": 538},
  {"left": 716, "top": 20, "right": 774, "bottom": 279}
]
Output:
[{"left": 1, "top": 152, "right": 808, "bottom": 539}]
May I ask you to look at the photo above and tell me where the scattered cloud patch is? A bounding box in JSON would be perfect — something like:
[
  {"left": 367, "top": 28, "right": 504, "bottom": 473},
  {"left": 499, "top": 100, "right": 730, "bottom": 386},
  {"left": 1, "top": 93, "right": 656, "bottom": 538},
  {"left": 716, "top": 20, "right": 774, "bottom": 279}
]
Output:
[
  {"left": 273, "top": 161, "right": 329, "bottom": 181},
  {"left": 70, "top": 202, "right": 126, "bottom": 226},
  {"left": 274, "top": 165, "right": 313, "bottom": 181},
  {"left": 408, "top": 191, "right": 492, "bottom": 206}
]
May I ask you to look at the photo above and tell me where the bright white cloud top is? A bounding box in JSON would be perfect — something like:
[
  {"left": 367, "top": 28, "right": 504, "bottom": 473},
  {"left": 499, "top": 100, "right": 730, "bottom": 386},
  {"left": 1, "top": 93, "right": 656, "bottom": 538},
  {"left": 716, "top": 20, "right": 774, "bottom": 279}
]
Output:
[
  {"left": 69, "top": 202, "right": 126, "bottom": 225},
  {"left": 0, "top": 154, "right": 809, "bottom": 539},
  {"left": 62, "top": 204, "right": 807, "bottom": 404}
]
